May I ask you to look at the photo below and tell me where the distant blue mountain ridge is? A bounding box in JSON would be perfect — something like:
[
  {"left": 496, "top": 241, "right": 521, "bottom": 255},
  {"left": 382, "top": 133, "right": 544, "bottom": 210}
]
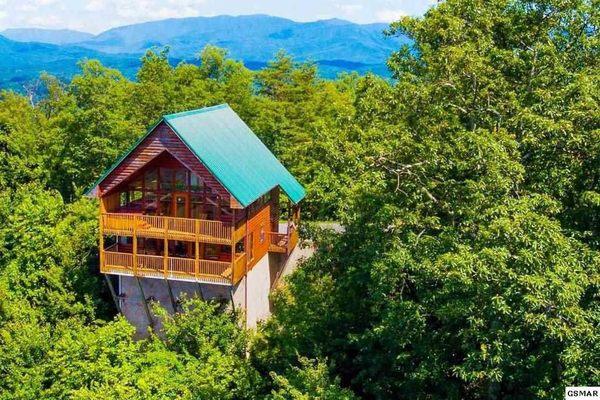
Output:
[
  {"left": 0, "top": 14, "right": 409, "bottom": 91},
  {"left": 2, "top": 28, "right": 94, "bottom": 44}
]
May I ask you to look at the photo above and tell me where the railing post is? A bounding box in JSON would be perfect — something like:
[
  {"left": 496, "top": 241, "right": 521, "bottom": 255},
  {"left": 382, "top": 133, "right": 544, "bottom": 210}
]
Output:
[
  {"left": 231, "top": 209, "right": 236, "bottom": 283},
  {"left": 132, "top": 215, "right": 138, "bottom": 275},
  {"left": 195, "top": 220, "right": 200, "bottom": 280},
  {"left": 164, "top": 218, "right": 169, "bottom": 277},
  {"left": 99, "top": 212, "right": 104, "bottom": 273}
]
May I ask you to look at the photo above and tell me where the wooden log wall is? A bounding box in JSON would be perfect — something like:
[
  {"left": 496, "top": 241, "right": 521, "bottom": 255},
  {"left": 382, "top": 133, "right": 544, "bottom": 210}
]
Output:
[{"left": 99, "top": 122, "right": 235, "bottom": 206}]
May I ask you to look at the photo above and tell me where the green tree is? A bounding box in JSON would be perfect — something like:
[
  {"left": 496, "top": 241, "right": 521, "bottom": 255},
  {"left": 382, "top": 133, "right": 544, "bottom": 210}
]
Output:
[
  {"left": 257, "top": 1, "right": 600, "bottom": 399},
  {"left": 268, "top": 358, "right": 357, "bottom": 400},
  {"left": 0, "top": 92, "right": 48, "bottom": 190},
  {"left": 387, "top": 0, "right": 600, "bottom": 246},
  {"left": 42, "top": 61, "right": 140, "bottom": 200}
]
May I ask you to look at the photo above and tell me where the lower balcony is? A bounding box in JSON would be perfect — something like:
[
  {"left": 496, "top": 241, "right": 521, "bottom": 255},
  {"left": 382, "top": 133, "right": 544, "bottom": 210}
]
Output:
[{"left": 101, "top": 244, "right": 247, "bottom": 285}]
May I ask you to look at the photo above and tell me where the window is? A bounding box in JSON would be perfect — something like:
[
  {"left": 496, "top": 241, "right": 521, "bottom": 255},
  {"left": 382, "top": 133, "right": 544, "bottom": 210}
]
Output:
[
  {"left": 145, "top": 168, "right": 158, "bottom": 190},
  {"left": 174, "top": 169, "right": 188, "bottom": 191},
  {"left": 191, "top": 194, "right": 205, "bottom": 219},
  {"left": 160, "top": 168, "right": 173, "bottom": 191},
  {"left": 130, "top": 177, "right": 143, "bottom": 191},
  {"left": 205, "top": 244, "right": 219, "bottom": 260},
  {"left": 159, "top": 193, "right": 172, "bottom": 216},
  {"left": 235, "top": 241, "right": 245, "bottom": 254},
  {"left": 144, "top": 192, "right": 157, "bottom": 214},
  {"left": 130, "top": 190, "right": 143, "bottom": 203},
  {"left": 119, "top": 191, "right": 129, "bottom": 207},
  {"left": 190, "top": 173, "right": 203, "bottom": 192}
]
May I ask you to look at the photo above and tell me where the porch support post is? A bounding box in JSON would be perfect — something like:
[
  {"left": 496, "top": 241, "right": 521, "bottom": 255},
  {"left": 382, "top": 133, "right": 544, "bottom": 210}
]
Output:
[
  {"left": 231, "top": 209, "right": 236, "bottom": 283},
  {"left": 164, "top": 219, "right": 169, "bottom": 277},
  {"left": 132, "top": 216, "right": 138, "bottom": 275},
  {"left": 99, "top": 210, "right": 104, "bottom": 273},
  {"left": 104, "top": 275, "right": 122, "bottom": 315},
  {"left": 135, "top": 276, "right": 154, "bottom": 330},
  {"left": 195, "top": 219, "right": 200, "bottom": 280},
  {"left": 286, "top": 199, "right": 292, "bottom": 235}
]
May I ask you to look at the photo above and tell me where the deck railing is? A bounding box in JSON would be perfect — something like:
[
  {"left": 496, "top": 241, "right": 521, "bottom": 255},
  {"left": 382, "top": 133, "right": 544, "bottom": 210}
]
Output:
[
  {"left": 200, "top": 259, "right": 232, "bottom": 278},
  {"left": 232, "top": 252, "right": 247, "bottom": 283},
  {"left": 100, "top": 213, "right": 299, "bottom": 284},
  {"left": 103, "top": 251, "right": 133, "bottom": 273},
  {"left": 269, "top": 232, "right": 288, "bottom": 253},
  {"left": 269, "top": 226, "right": 299, "bottom": 255},
  {"left": 288, "top": 227, "right": 299, "bottom": 253},
  {"left": 101, "top": 249, "right": 245, "bottom": 285},
  {"left": 102, "top": 213, "right": 241, "bottom": 243}
]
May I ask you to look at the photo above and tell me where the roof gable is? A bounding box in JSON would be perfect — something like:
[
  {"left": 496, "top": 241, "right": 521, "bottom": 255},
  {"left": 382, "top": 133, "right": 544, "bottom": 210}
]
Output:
[
  {"left": 89, "top": 104, "right": 305, "bottom": 208},
  {"left": 96, "top": 123, "right": 231, "bottom": 201},
  {"left": 163, "top": 104, "right": 305, "bottom": 207}
]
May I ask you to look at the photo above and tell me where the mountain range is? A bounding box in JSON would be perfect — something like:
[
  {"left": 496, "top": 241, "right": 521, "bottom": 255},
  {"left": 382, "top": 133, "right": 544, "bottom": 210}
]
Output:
[{"left": 0, "top": 14, "right": 408, "bottom": 91}]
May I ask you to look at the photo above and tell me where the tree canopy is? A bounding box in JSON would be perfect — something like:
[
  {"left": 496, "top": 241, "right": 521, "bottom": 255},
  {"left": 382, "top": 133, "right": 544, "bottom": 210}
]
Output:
[{"left": 0, "top": 0, "right": 598, "bottom": 398}]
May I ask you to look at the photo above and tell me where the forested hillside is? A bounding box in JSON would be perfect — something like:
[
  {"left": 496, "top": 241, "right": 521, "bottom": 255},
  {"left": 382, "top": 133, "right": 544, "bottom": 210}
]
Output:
[
  {"left": 0, "top": 0, "right": 598, "bottom": 399},
  {"left": 0, "top": 14, "right": 409, "bottom": 90}
]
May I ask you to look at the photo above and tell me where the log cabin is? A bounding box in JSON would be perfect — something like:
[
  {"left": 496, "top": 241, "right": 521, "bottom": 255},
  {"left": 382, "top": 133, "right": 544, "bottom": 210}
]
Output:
[{"left": 87, "top": 104, "right": 304, "bottom": 330}]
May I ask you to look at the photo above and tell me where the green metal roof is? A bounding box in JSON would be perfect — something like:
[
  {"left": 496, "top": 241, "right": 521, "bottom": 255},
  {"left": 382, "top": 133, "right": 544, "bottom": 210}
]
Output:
[{"left": 90, "top": 104, "right": 306, "bottom": 207}]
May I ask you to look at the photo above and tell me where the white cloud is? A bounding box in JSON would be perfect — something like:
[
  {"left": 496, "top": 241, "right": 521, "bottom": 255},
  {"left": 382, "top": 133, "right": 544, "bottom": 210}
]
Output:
[
  {"left": 111, "top": 0, "right": 205, "bottom": 22},
  {"left": 337, "top": 3, "right": 363, "bottom": 14},
  {"left": 17, "top": 3, "right": 37, "bottom": 12},
  {"left": 85, "top": 0, "right": 105, "bottom": 12},
  {"left": 375, "top": 8, "right": 407, "bottom": 22},
  {"left": 24, "top": 13, "right": 64, "bottom": 27}
]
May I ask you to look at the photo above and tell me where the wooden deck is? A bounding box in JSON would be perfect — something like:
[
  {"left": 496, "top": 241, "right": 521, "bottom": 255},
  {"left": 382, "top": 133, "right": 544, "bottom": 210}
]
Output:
[
  {"left": 100, "top": 213, "right": 298, "bottom": 284},
  {"left": 101, "top": 213, "right": 246, "bottom": 245},
  {"left": 100, "top": 246, "right": 247, "bottom": 285},
  {"left": 269, "top": 227, "right": 299, "bottom": 255}
]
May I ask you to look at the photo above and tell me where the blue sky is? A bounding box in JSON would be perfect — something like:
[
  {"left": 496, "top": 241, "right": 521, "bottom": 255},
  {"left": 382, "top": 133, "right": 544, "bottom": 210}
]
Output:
[{"left": 0, "top": 0, "right": 435, "bottom": 33}]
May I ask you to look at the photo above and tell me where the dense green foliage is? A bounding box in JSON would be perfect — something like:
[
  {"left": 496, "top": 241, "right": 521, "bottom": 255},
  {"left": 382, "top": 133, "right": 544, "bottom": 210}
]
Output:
[
  {"left": 255, "top": 0, "right": 600, "bottom": 398},
  {"left": 0, "top": 0, "right": 598, "bottom": 398}
]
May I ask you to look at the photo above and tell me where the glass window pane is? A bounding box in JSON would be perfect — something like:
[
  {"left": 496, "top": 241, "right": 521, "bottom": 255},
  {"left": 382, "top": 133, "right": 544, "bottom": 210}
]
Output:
[
  {"left": 160, "top": 168, "right": 173, "bottom": 191},
  {"left": 120, "top": 191, "right": 129, "bottom": 207},
  {"left": 131, "top": 190, "right": 143, "bottom": 202},
  {"left": 145, "top": 169, "right": 158, "bottom": 190},
  {"left": 190, "top": 173, "right": 203, "bottom": 191},
  {"left": 160, "top": 193, "right": 172, "bottom": 216},
  {"left": 144, "top": 192, "right": 157, "bottom": 214},
  {"left": 130, "top": 177, "right": 143, "bottom": 191},
  {"left": 174, "top": 169, "right": 187, "bottom": 191},
  {"left": 191, "top": 194, "right": 206, "bottom": 219},
  {"left": 205, "top": 244, "right": 219, "bottom": 259}
]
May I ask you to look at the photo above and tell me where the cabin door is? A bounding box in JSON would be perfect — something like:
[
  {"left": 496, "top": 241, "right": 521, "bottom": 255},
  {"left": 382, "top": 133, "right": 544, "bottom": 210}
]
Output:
[{"left": 172, "top": 192, "right": 190, "bottom": 218}]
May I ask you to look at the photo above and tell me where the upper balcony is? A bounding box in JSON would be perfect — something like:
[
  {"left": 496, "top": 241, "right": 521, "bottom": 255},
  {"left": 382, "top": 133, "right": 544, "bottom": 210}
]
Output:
[{"left": 101, "top": 212, "right": 246, "bottom": 244}]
